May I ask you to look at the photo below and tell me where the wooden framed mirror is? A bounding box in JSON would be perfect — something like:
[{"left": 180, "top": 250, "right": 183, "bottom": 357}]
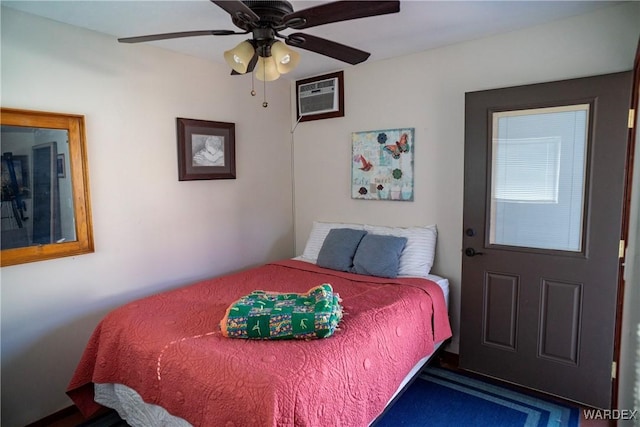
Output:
[{"left": 1, "top": 108, "right": 94, "bottom": 266}]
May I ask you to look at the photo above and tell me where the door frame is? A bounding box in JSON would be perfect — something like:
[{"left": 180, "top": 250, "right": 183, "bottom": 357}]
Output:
[{"left": 613, "top": 36, "right": 640, "bottom": 406}]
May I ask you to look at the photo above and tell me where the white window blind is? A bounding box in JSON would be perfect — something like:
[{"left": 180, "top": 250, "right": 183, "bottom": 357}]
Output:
[{"left": 493, "top": 136, "right": 561, "bottom": 203}]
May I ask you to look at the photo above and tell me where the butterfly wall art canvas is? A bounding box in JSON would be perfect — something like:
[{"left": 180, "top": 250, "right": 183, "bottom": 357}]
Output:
[{"left": 351, "top": 128, "right": 415, "bottom": 201}]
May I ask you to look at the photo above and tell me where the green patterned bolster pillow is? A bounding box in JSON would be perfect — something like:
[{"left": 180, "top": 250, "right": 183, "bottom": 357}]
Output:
[{"left": 220, "top": 284, "right": 343, "bottom": 339}]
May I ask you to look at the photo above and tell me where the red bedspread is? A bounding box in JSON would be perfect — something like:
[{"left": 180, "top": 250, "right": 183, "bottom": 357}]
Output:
[{"left": 67, "top": 260, "right": 451, "bottom": 426}]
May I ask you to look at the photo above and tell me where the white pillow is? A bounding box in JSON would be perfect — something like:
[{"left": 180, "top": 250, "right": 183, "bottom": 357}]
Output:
[
  {"left": 363, "top": 224, "right": 437, "bottom": 277},
  {"left": 301, "top": 221, "right": 365, "bottom": 263}
]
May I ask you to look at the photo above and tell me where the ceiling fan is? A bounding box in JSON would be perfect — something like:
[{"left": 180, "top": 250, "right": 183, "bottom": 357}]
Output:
[{"left": 118, "top": 0, "right": 401, "bottom": 81}]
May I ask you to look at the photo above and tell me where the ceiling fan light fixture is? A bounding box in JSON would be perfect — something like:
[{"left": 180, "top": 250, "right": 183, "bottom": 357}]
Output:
[
  {"left": 255, "top": 56, "right": 280, "bottom": 81},
  {"left": 223, "top": 40, "right": 255, "bottom": 74},
  {"left": 271, "top": 40, "right": 300, "bottom": 74}
]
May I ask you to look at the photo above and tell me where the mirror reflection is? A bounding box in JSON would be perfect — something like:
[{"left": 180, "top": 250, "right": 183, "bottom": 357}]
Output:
[{"left": 1, "top": 126, "right": 77, "bottom": 249}]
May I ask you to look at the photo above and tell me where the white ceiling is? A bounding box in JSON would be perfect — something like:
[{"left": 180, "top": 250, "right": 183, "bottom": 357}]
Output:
[{"left": 2, "top": 0, "right": 622, "bottom": 80}]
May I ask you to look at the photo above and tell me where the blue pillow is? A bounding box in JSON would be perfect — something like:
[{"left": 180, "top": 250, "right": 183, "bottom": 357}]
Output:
[
  {"left": 316, "top": 228, "right": 367, "bottom": 272},
  {"left": 352, "top": 234, "right": 407, "bottom": 278}
]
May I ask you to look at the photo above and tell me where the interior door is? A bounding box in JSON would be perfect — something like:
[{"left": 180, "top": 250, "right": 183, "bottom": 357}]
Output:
[{"left": 460, "top": 71, "right": 633, "bottom": 409}]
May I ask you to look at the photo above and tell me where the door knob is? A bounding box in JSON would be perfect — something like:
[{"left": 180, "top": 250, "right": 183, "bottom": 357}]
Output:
[{"left": 465, "top": 247, "right": 484, "bottom": 257}]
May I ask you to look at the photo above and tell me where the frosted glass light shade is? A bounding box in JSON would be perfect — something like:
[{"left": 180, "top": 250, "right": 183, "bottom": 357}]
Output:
[
  {"left": 255, "top": 56, "right": 280, "bottom": 81},
  {"left": 271, "top": 41, "right": 300, "bottom": 74},
  {"left": 223, "top": 41, "right": 254, "bottom": 74}
]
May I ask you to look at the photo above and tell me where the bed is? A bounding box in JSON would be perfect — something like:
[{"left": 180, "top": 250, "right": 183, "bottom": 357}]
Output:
[{"left": 67, "top": 222, "right": 452, "bottom": 426}]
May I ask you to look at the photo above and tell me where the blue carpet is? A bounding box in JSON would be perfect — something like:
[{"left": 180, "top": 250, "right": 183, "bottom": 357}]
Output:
[{"left": 375, "top": 367, "right": 580, "bottom": 427}]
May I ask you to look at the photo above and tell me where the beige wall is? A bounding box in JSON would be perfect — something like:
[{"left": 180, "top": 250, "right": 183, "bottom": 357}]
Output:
[
  {"left": 291, "top": 2, "right": 640, "bottom": 356},
  {"left": 2, "top": 2, "right": 640, "bottom": 426},
  {"left": 1, "top": 8, "right": 293, "bottom": 427}
]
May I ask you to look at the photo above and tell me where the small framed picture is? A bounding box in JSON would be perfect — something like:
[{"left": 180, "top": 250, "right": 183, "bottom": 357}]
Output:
[
  {"left": 176, "top": 118, "right": 236, "bottom": 181},
  {"left": 57, "top": 154, "right": 66, "bottom": 178}
]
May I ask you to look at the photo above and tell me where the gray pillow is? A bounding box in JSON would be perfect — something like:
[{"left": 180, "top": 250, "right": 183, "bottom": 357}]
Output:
[
  {"left": 316, "top": 228, "right": 367, "bottom": 272},
  {"left": 352, "top": 234, "right": 407, "bottom": 278}
]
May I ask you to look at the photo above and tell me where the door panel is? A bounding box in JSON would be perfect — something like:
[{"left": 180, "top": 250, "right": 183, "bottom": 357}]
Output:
[
  {"left": 483, "top": 272, "right": 519, "bottom": 350},
  {"left": 538, "top": 279, "right": 581, "bottom": 365},
  {"left": 460, "top": 72, "right": 632, "bottom": 409}
]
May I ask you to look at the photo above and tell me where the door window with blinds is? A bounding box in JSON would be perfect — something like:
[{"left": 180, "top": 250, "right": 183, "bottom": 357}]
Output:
[{"left": 489, "top": 104, "right": 590, "bottom": 252}]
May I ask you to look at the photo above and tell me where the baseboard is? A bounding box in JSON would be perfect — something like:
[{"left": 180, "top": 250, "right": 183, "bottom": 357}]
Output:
[
  {"left": 25, "top": 405, "right": 80, "bottom": 427},
  {"left": 436, "top": 350, "right": 459, "bottom": 369},
  {"left": 25, "top": 405, "right": 111, "bottom": 427}
]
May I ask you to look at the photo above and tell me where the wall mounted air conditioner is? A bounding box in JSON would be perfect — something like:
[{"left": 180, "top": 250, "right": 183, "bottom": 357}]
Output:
[{"left": 295, "top": 71, "right": 344, "bottom": 122}]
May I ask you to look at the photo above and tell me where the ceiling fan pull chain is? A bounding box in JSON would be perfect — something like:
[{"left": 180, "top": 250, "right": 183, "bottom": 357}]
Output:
[
  {"left": 262, "top": 67, "right": 268, "bottom": 108},
  {"left": 251, "top": 71, "right": 256, "bottom": 97}
]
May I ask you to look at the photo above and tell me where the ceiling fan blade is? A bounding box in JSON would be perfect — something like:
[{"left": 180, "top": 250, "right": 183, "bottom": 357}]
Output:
[
  {"left": 283, "top": 1, "right": 399, "bottom": 30},
  {"left": 286, "top": 33, "right": 370, "bottom": 65},
  {"left": 211, "top": 0, "right": 260, "bottom": 24},
  {"left": 118, "top": 30, "right": 243, "bottom": 43}
]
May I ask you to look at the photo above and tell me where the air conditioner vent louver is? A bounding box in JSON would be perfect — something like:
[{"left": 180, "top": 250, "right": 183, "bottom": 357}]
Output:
[{"left": 298, "top": 77, "right": 339, "bottom": 116}]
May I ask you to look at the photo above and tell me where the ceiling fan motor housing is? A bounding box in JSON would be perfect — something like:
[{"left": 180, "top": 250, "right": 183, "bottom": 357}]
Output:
[{"left": 233, "top": 1, "right": 295, "bottom": 31}]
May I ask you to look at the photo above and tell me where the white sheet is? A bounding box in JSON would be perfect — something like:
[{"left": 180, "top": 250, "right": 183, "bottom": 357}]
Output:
[{"left": 292, "top": 256, "right": 450, "bottom": 308}]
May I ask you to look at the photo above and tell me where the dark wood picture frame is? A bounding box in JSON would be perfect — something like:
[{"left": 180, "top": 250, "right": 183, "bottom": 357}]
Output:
[
  {"left": 177, "top": 118, "right": 236, "bottom": 181},
  {"left": 296, "top": 70, "right": 344, "bottom": 123}
]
